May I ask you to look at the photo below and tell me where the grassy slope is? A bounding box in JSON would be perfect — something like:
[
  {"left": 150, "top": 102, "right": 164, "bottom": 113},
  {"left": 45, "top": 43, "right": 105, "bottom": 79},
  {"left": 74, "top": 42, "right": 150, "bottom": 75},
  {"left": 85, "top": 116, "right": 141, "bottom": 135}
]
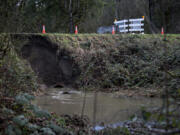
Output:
[
  {"left": 0, "top": 34, "right": 88, "bottom": 135},
  {"left": 11, "top": 33, "right": 180, "bottom": 94},
  {"left": 0, "top": 34, "right": 180, "bottom": 134},
  {"left": 43, "top": 34, "right": 180, "bottom": 94}
]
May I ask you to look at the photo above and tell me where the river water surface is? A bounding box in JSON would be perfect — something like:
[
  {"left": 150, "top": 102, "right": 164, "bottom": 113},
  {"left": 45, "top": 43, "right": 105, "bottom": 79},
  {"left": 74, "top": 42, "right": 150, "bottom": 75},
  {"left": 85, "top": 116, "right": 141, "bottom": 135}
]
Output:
[{"left": 34, "top": 88, "right": 161, "bottom": 125}]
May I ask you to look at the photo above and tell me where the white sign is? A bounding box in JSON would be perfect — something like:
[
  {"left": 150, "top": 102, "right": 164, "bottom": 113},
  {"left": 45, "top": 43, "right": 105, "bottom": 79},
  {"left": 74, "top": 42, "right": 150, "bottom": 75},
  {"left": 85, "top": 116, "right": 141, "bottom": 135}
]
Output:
[
  {"left": 115, "top": 19, "right": 128, "bottom": 33},
  {"left": 114, "top": 18, "right": 144, "bottom": 34},
  {"left": 129, "top": 18, "right": 144, "bottom": 34}
]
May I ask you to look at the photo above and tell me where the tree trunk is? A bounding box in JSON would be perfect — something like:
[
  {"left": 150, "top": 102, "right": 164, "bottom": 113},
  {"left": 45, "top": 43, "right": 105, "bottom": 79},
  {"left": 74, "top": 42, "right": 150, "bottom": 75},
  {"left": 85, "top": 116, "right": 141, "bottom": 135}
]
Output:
[
  {"left": 115, "top": 0, "right": 121, "bottom": 19},
  {"left": 115, "top": 0, "right": 118, "bottom": 19},
  {"left": 159, "top": 0, "right": 166, "bottom": 31},
  {"left": 149, "top": 0, "right": 153, "bottom": 21},
  {"left": 69, "top": 0, "right": 73, "bottom": 33}
]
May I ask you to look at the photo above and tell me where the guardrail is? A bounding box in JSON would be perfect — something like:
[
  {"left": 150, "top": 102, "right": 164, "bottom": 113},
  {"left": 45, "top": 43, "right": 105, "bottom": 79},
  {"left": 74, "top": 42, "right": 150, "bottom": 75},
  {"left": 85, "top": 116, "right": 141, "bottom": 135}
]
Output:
[
  {"left": 114, "top": 18, "right": 144, "bottom": 34},
  {"left": 115, "top": 20, "right": 128, "bottom": 33}
]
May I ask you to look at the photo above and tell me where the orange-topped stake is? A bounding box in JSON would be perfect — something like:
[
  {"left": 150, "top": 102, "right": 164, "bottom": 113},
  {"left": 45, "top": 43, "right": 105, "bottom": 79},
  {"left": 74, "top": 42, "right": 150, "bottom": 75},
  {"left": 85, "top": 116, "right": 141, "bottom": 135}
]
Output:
[
  {"left": 42, "top": 25, "right": 46, "bottom": 34},
  {"left": 161, "top": 27, "right": 164, "bottom": 35},
  {"left": 112, "top": 25, "right": 115, "bottom": 35},
  {"left": 75, "top": 25, "right": 78, "bottom": 34}
]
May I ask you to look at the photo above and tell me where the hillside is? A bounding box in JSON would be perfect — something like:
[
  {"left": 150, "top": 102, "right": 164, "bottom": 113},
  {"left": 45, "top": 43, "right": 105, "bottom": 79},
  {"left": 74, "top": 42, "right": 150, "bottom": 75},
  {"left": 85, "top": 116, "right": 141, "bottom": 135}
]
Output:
[
  {"left": 0, "top": 33, "right": 180, "bottom": 134},
  {"left": 10, "top": 34, "right": 180, "bottom": 95}
]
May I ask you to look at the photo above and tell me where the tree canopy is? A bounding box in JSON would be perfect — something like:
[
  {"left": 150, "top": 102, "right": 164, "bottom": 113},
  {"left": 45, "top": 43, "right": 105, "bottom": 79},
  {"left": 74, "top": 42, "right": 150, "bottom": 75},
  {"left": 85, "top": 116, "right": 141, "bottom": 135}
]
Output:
[{"left": 0, "top": 0, "right": 179, "bottom": 33}]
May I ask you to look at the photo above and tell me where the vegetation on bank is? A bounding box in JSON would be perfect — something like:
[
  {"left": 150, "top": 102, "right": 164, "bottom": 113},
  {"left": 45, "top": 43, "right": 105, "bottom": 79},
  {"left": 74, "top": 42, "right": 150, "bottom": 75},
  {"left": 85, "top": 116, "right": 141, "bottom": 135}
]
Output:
[
  {"left": 41, "top": 34, "right": 180, "bottom": 134},
  {"left": 0, "top": 34, "right": 91, "bottom": 135},
  {"left": 41, "top": 34, "right": 179, "bottom": 96},
  {"left": 9, "top": 33, "right": 180, "bottom": 95},
  {"left": 0, "top": 34, "right": 180, "bottom": 135}
]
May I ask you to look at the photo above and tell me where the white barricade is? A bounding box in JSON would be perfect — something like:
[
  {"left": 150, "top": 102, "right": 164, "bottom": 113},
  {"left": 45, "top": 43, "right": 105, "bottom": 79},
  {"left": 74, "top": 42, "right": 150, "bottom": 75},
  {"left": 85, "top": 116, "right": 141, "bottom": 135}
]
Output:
[
  {"left": 129, "top": 18, "right": 144, "bottom": 34},
  {"left": 114, "top": 20, "right": 128, "bottom": 33},
  {"left": 114, "top": 18, "right": 144, "bottom": 34}
]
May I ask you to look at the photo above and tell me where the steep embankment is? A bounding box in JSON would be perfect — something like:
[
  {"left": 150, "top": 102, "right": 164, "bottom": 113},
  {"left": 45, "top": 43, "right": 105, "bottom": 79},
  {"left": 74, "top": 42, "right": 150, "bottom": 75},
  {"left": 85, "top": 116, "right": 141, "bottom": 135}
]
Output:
[
  {"left": 0, "top": 34, "right": 89, "bottom": 135},
  {"left": 11, "top": 34, "right": 179, "bottom": 92},
  {"left": 0, "top": 34, "right": 180, "bottom": 134},
  {"left": 11, "top": 34, "right": 180, "bottom": 95}
]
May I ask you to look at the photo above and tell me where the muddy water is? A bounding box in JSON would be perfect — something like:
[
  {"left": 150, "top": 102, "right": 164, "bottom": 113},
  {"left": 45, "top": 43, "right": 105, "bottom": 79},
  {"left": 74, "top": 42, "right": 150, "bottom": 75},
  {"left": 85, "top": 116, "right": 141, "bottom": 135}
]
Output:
[{"left": 34, "top": 88, "right": 161, "bottom": 125}]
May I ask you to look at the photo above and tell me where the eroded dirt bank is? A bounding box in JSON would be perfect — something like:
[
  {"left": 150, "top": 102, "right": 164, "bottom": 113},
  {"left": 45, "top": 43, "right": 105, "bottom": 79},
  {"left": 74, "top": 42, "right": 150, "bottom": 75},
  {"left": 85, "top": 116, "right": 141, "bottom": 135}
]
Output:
[
  {"left": 21, "top": 36, "right": 80, "bottom": 86},
  {"left": 1, "top": 34, "right": 180, "bottom": 135},
  {"left": 12, "top": 34, "right": 180, "bottom": 95}
]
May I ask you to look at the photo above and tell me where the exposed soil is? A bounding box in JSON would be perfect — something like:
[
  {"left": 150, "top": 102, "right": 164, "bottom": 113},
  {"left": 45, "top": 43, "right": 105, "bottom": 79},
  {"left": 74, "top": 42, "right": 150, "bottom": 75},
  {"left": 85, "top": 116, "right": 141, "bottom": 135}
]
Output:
[
  {"left": 13, "top": 34, "right": 180, "bottom": 96},
  {"left": 21, "top": 36, "right": 80, "bottom": 86},
  {"left": 1, "top": 34, "right": 180, "bottom": 135}
]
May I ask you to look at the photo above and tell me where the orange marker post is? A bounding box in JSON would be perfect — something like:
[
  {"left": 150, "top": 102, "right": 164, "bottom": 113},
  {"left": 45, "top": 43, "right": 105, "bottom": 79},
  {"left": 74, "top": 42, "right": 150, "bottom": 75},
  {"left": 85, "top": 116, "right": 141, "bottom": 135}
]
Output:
[
  {"left": 112, "top": 25, "right": 115, "bottom": 35},
  {"left": 75, "top": 25, "right": 78, "bottom": 34},
  {"left": 42, "top": 25, "right": 46, "bottom": 34},
  {"left": 161, "top": 27, "right": 164, "bottom": 35}
]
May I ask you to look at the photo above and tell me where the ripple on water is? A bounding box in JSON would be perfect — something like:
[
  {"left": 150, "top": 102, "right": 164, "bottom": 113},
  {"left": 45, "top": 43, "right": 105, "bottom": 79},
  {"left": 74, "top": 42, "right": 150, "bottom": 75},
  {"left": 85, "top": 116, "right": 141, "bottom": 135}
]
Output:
[{"left": 34, "top": 89, "right": 162, "bottom": 125}]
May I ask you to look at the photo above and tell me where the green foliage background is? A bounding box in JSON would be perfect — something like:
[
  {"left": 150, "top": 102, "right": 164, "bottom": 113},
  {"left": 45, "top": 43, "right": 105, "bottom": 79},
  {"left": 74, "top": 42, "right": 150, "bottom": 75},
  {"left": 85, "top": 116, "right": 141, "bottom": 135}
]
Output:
[{"left": 0, "top": 0, "right": 179, "bottom": 33}]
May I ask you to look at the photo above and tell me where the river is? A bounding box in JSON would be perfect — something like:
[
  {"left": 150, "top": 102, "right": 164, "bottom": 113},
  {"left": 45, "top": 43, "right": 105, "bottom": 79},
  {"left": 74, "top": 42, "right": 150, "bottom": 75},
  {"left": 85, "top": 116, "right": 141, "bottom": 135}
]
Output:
[{"left": 34, "top": 88, "right": 161, "bottom": 125}]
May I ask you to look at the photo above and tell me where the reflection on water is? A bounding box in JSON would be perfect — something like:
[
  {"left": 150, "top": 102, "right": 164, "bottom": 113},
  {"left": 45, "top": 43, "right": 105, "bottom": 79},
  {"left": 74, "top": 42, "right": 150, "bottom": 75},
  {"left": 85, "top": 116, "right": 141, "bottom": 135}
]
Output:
[{"left": 34, "top": 88, "right": 161, "bottom": 125}]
